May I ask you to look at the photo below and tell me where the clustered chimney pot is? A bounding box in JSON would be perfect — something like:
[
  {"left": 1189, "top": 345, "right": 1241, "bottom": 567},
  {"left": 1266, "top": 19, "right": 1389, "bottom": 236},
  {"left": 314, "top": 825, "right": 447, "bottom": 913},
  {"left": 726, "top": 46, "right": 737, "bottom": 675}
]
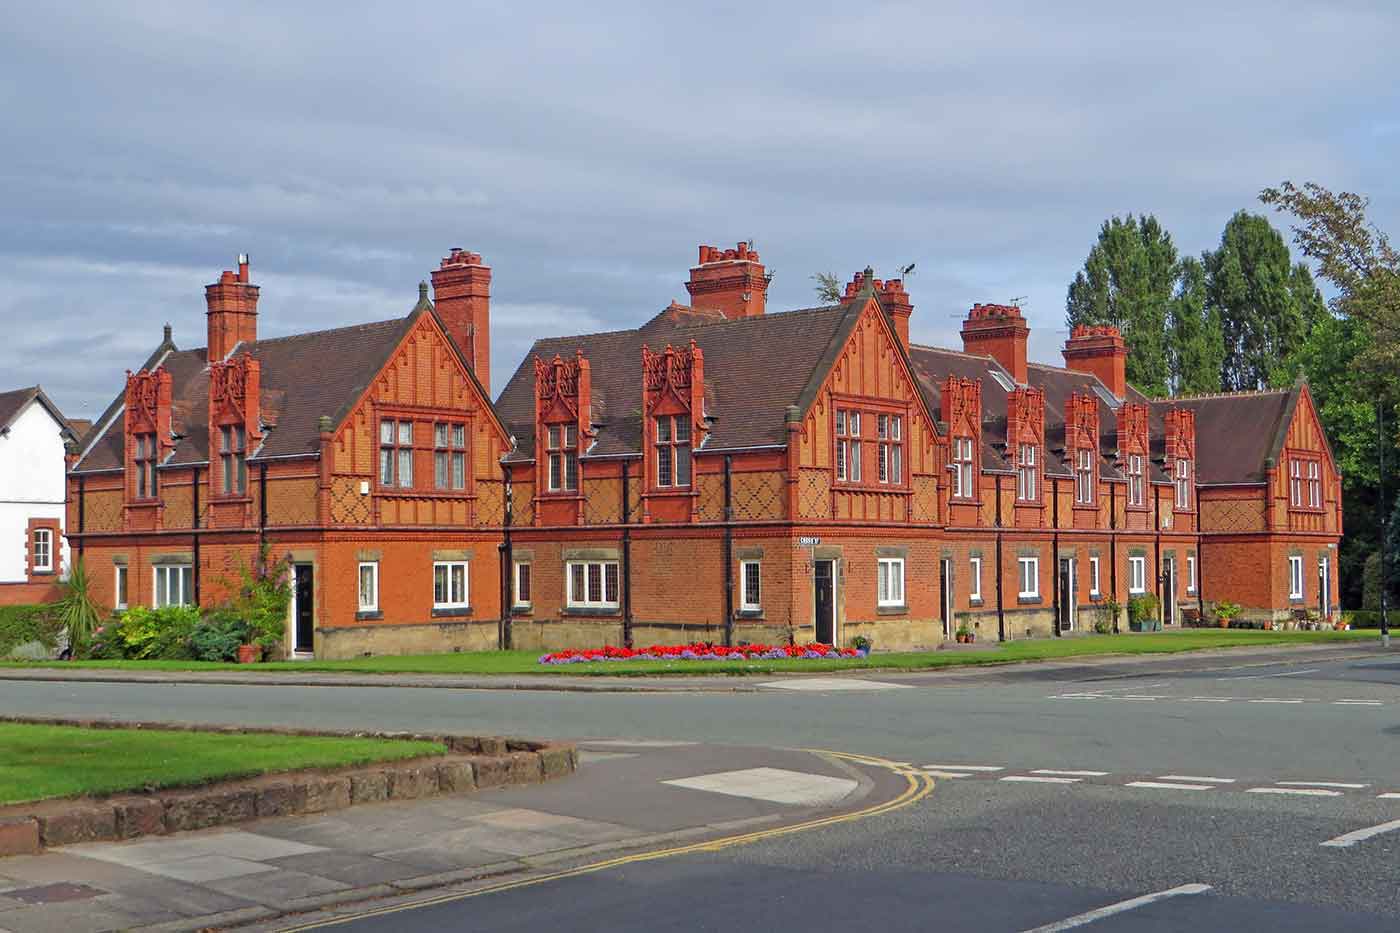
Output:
[
  {"left": 960, "top": 303, "right": 1029, "bottom": 385},
  {"left": 686, "top": 242, "right": 767, "bottom": 319}
]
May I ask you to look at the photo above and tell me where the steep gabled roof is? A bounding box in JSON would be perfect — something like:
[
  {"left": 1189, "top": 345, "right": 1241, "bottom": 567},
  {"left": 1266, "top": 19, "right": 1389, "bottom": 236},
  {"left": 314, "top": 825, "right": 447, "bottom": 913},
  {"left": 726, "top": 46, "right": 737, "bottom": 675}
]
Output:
[
  {"left": 1154, "top": 387, "right": 1295, "bottom": 485},
  {"left": 0, "top": 385, "right": 76, "bottom": 441},
  {"left": 71, "top": 298, "right": 506, "bottom": 474},
  {"left": 495, "top": 301, "right": 859, "bottom": 460}
]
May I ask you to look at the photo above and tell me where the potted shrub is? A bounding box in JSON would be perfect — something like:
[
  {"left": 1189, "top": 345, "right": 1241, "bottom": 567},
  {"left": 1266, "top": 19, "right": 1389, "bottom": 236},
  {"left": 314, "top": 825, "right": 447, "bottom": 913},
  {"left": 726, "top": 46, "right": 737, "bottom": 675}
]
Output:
[
  {"left": 1214, "top": 600, "right": 1241, "bottom": 628},
  {"left": 850, "top": 634, "right": 873, "bottom": 655},
  {"left": 1127, "top": 594, "right": 1159, "bottom": 632},
  {"left": 955, "top": 622, "right": 976, "bottom": 644}
]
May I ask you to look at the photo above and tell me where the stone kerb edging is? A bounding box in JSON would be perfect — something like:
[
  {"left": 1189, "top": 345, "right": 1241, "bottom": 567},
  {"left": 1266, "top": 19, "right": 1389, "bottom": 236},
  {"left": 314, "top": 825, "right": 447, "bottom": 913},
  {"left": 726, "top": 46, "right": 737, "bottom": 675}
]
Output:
[{"left": 0, "top": 715, "right": 578, "bottom": 857}]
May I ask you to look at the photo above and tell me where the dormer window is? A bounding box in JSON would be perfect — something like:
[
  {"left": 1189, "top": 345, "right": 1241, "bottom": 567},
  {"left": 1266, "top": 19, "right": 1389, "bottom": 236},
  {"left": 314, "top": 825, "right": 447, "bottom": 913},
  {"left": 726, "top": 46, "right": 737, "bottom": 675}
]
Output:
[
  {"left": 134, "top": 433, "right": 158, "bottom": 499},
  {"left": 1016, "top": 443, "right": 1037, "bottom": 501},
  {"left": 835, "top": 410, "right": 862, "bottom": 483},
  {"left": 434, "top": 422, "right": 467, "bottom": 491},
  {"left": 877, "top": 414, "right": 903, "bottom": 485},
  {"left": 951, "top": 437, "right": 975, "bottom": 499},
  {"left": 1075, "top": 448, "right": 1094, "bottom": 505},
  {"left": 546, "top": 424, "right": 578, "bottom": 492},
  {"left": 1127, "top": 453, "right": 1144, "bottom": 506},
  {"left": 219, "top": 425, "right": 247, "bottom": 495},
  {"left": 1174, "top": 458, "right": 1192, "bottom": 510},
  {"left": 655, "top": 415, "right": 691, "bottom": 487}
]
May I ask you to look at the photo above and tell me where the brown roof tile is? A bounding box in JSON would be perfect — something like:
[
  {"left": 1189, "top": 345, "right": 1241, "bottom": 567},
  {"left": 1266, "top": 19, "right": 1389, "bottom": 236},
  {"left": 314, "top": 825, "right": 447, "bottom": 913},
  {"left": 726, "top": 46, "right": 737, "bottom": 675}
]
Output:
[{"left": 1154, "top": 389, "right": 1295, "bottom": 484}]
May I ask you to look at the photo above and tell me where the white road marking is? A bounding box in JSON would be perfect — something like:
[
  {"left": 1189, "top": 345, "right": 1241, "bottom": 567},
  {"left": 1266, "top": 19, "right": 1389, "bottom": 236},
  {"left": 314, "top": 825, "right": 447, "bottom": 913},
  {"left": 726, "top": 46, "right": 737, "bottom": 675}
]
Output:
[
  {"left": 1031, "top": 769, "right": 1110, "bottom": 777},
  {"left": 1020, "top": 883, "right": 1213, "bottom": 932},
  {"left": 1377, "top": 793, "right": 1400, "bottom": 800},
  {"left": 1117, "top": 695, "right": 1165, "bottom": 700},
  {"left": 922, "top": 765, "right": 1005, "bottom": 772},
  {"left": 662, "top": 767, "right": 858, "bottom": 806},
  {"left": 1276, "top": 781, "right": 1368, "bottom": 789},
  {"left": 1246, "top": 787, "right": 1343, "bottom": 797},
  {"left": 1126, "top": 781, "right": 1217, "bottom": 791},
  {"left": 1160, "top": 775, "right": 1236, "bottom": 784},
  {"left": 758, "top": 677, "right": 913, "bottom": 691},
  {"left": 1248, "top": 698, "right": 1304, "bottom": 704},
  {"left": 1053, "top": 693, "right": 1106, "bottom": 699},
  {"left": 1220, "top": 668, "right": 1319, "bottom": 680},
  {"left": 1001, "top": 775, "right": 1082, "bottom": 784},
  {"left": 1184, "top": 697, "right": 1233, "bottom": 703},
  {"left": 923, "top": 770, "right": 974, "bottom": 779},
  {"left": 1320, "top": 818, "right": 1400, "bottom": 848},
  {"left": 1334, "top": 699, "right": 1384, "bottom": 706}
]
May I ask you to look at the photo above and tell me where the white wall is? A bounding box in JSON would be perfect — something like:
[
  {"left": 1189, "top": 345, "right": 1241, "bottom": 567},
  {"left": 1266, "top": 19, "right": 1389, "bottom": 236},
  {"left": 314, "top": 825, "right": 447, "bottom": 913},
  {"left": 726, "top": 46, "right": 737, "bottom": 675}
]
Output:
[{"left": 0, "top": 400, "right": 70, "bottom": 583}]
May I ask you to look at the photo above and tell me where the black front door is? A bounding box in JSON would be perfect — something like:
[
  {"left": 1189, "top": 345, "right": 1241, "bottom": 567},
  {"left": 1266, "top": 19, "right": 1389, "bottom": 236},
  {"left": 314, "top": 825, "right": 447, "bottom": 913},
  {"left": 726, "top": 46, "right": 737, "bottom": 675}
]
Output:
[
  {"left": 1058, "top": 557, "right": 1074, "bottom": 632},
  {"left": 940, "top": 558, "right": 954, "bottom": 638},
  {"left": 294, "top": 564, "right": 314, "bottom": 653},
  {"left": 814, "top": 560, "right": 835, "bottom": 644},
  {"left": 1161, "top": 559, "right": 1176, "bottom": 626}
]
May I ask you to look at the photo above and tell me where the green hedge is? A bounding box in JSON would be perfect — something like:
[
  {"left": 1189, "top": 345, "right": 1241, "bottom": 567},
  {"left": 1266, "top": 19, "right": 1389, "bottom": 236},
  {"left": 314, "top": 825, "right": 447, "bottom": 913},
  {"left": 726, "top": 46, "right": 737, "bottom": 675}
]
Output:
[
  {"left": 0, "top": 604, "right": 62, "bottom": 656},
  {"left": 1346, "top": 610, "right": 1394, "bottom": 630}
]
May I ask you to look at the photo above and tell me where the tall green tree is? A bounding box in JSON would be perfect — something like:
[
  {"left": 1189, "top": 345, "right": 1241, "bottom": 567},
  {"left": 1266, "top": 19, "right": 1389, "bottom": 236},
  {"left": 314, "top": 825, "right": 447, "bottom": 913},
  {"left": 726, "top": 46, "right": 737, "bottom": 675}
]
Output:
[
  {"left": 1202, "top": 211, "right": 1325, "bottom": 391},
  {"left": 1065, "top": 214, "right": 1177, "bottom": 396},
  {"left": 1167, "top": 256, "right": 1224, "bottom": 395}
]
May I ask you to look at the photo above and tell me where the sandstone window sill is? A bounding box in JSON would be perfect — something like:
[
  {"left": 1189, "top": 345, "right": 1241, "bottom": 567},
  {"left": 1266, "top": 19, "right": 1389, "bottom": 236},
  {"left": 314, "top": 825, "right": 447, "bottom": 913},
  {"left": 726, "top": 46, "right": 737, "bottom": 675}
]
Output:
[
  {"left": 876, "top": 605, "right": 908, "bottom": 616},
  {"left": 355, "top": 610, "right": 383, "bottom": 621},
  {"left": 1017, "top": 595, "right": 1042, "bottom": 605},
  {"left": 431, "top": 607, "right": 473, "bottom": 619},
  {"left": 561, "top": 608, "right": 621, "bottom": 619}
]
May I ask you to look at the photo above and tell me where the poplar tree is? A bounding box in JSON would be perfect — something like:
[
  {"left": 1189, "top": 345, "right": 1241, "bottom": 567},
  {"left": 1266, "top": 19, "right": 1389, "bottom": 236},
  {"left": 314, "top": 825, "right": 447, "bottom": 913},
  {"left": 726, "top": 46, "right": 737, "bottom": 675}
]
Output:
[{"left": 1167, "top": 256, "right": 1224, "bottom": 395}]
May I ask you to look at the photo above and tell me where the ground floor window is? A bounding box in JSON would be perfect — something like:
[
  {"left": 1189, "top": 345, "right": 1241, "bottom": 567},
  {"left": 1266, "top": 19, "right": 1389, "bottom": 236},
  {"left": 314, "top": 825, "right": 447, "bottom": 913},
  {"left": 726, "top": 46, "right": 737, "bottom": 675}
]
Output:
[
  {"left": 568, "top": 560, "right": 619, "bottom": 610},
  {"left": 513, "top": 561, "right": 532, "bottom": 608},
  {"left": 153, "top": 564, "right": 192, "bottom": 608},
  {"left": 115, "top": 564, "right": 129, "bottom": 610},
  {"left": 1018, "top": 557, "right": 1039, "bottom": 599},
  {"left": 877, "top": 557, "right": 905, "bottom": 607},
  {"left": 1128, "top": 556, "right": 1146, "bottom": 594},
  {"left": 433, "top": 561, "right": 469, "bottom": 609},
  {"left": 31, "top": 528, "right": 52, "bottom": 573},
  {"left": 1187, "top": 554, "right": 1196, "bottom": 594},
  {"left": 969, "top": 556, "right": 982, "bottom": 602},
  {"left": 740, "top": 560, "right": 761, "bottom": 612},
  {"left": 1289, "top": 555, "right": 1304, "bottom": 600},
  {"left": 358, "top": 561, "right": 379, "bottom": 612},
  {"left": 1089, "top": 556, "right": 1101, "bottom": 597}
]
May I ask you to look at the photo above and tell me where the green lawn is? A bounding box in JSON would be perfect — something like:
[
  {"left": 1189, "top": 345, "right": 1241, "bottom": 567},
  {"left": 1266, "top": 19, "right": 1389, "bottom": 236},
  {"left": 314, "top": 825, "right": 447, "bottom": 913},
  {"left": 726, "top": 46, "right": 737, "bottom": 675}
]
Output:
[
  {"left": 0, "top": 628, "right": 1374, "bottom": 678},
  {"left": 0, "top": 723, "right": 445, "bottom": 805}
]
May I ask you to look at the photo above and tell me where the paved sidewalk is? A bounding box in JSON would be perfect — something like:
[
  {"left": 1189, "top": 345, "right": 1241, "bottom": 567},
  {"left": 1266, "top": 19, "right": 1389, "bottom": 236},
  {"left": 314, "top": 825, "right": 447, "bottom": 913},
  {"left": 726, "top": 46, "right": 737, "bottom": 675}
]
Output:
[
  {"left": 0, "top": 742, "right": 902, "bottom": 932},
  {"left": 0, "top": 641, "right": 1381, "bottom": 694}
]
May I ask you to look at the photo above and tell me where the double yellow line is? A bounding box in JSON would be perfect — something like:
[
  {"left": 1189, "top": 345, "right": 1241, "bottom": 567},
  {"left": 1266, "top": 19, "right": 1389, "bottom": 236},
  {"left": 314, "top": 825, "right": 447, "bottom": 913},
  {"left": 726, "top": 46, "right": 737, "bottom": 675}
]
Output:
[{"left": 281, "top": 750, "right": 933, "bottom": 931}]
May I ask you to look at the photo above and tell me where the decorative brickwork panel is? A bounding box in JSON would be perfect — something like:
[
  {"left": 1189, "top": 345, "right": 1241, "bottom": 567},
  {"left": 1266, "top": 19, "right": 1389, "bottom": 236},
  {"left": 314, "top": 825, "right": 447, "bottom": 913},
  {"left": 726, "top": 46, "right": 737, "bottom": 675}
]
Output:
[
  {"left": 85, "top": 490, "right": 123, "bottom": 532},
  {"left": 475, "top": 480, "right": 504, "bottom": 527},
  {"left": 331, "top": 476, "right": 371, "bottom": 524},
  {"left": 266, "top": 477, "right": 318, "bottom": 525},
  {"left": 798, "top": 468, "right": 831, "bottom": 520},
  {"left": 513, "top": 480, "right": 535, "bottom": 526},
  {"left": 583, "top": 477, "right": 623, "bottom": 525},
  {"left": 1200, "top": 497, "right": 1266, "bottom": 533},
  {"left": 911, "top": 475, "right": 939, "bottom": 523},
  {"left": 694, "top": 473, "right": 724, "bottom": 523},
  {"left": 732, "top": 471, "right": 784, "bottom": 522},
  {"left": 163, "top": 484, "right": 193, "bottom": 530}
]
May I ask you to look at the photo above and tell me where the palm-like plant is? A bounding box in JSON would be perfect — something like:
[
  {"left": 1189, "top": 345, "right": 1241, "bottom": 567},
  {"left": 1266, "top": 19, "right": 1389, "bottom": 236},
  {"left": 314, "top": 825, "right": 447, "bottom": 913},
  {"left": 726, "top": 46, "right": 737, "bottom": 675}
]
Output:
[{"left": 56, "top": 557, "right": 102, "bottom": 656}]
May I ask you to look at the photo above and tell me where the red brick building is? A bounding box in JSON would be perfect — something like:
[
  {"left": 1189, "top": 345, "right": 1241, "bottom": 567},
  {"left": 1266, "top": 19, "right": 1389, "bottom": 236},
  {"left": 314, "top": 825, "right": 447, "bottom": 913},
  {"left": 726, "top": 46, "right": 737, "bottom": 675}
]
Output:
[{"left": 68, "top": 245, "right": 1343, "bottom": 657}]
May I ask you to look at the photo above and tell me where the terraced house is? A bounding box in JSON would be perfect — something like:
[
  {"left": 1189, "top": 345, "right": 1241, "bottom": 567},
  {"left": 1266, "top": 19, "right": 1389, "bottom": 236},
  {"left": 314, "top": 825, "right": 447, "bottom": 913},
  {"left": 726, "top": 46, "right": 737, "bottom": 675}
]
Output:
[{"left": 67, "top": 244, "right": 1344, "bottom": 657}]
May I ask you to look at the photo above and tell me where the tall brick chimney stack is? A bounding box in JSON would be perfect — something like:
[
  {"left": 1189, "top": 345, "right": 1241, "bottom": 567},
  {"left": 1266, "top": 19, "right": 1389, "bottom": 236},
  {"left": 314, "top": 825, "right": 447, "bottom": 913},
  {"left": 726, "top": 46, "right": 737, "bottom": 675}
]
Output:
[
  {"left": 205, "top": 254, "right": 259, "bottom": 362},
  {"left": 843, "top": 270, "right": 914, "bottom": 350},
  {"left": 685, "top": 242, "right": 767, "bottom": 319},
  {"left": 961, "top": 303, "right": 1029, "bottom": 385},
  {"left": 1062, "top": 325, "right": 1128, "bottom": 399},
  {"left": 431, "top": 248, "right": 492, "bottom": 392}
]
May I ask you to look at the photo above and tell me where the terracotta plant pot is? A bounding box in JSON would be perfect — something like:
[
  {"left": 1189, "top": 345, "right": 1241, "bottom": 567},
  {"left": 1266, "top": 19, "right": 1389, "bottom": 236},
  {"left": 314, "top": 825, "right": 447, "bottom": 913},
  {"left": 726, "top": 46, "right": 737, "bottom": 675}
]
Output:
[
  {"left": 237, "top": 644, "right": 261, "bottom": 664},
  {"left": 1263, "top": 621, "right": 1273, "bottom": 631},
  {"left": 1219, "top": 618, "right": 1229, "bottom": 628}
]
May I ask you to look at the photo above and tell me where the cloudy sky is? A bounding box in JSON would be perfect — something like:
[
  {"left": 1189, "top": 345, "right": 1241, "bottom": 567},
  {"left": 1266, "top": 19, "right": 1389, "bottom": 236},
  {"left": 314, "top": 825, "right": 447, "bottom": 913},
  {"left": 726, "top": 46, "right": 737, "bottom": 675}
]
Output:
[{"left": 3, "top": 1, "right": 1396, "bottom": 420}]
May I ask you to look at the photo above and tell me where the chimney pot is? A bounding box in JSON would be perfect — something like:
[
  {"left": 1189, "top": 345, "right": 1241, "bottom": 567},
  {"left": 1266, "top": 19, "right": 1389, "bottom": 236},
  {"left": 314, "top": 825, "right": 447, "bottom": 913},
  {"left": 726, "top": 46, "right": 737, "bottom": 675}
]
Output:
[
  {"left": 685, "top": 241, "right": 768, "bottom": 319},
  {"left": 960, "top": 303, "right": 1029, "bottom": 384},
  {"left": 1062, "top": 324, "right": 1128, "bottom": 398},
  {"left": 431, "top": 248, "right": 492, "bottom": 391},
  {"left": 206, "top": 258, "right": 260, "bottom": 361}
]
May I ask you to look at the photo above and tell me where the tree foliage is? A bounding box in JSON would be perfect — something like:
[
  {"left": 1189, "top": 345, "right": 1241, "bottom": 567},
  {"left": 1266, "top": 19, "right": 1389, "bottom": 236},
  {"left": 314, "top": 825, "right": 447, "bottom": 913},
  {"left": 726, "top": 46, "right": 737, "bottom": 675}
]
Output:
[
  {"left": 1065, "top": 215, "right": 1176, "bottom": 396},
  {"left": 1167, "top": 256, "right": 1223, "bottom": 395},
  {"left": 812, "top": 272, "right": 843, "bottom": 304}
]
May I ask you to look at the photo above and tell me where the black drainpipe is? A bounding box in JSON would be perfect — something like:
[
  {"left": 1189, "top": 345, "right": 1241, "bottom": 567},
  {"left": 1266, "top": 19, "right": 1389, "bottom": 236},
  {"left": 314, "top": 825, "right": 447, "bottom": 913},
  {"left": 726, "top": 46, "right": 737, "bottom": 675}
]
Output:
[
  {"left": 1110, "top": 481, "right": 1119, "bottom": 633},
  {"left": 258, "top": 463, "right": 268, "bottom": 563},
  {"left": 995, "top": 474, "right": 1005, "bottom": 643},
  {"left": 192, "top": 467, "right": 202, "bottom": 606},
  {"left": 1153, "top": 483, "right": 1162, "bottom": 623},
  {"left": 1052, "top": 475, "right": 1061, "bottom": 636},
  {"left": 621, "top": 460, "right": 633, "bottom": 649},
  {"left": 1194, "top": 478, "right": 1204, "bottom": 614},
  {"left": 500, "top": 462, "right": 512, "bottom": 651},
  {"left": 722, "top": 454, "right": 734, "bottom": 648},
  {"left": 76, "top": 475, "right": 86, "bottom": 559}
]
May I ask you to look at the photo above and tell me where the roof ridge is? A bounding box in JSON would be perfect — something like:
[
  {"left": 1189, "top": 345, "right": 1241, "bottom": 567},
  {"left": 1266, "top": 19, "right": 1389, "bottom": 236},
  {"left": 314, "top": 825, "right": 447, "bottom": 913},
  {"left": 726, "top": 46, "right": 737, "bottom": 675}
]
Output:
[
  {"left": 1168, "top": 388, "right": 1291, "bottom": 401},
  {"left": 531, "top": 303, "right": 849, "bottom": 350},
  {"left": 908, "top": 343, "right": 993, "bottom": 362}
]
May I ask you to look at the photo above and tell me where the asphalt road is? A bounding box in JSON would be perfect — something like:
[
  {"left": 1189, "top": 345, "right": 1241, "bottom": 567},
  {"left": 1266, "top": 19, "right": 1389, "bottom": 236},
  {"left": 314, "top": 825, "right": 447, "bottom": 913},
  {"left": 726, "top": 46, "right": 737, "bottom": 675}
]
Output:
[{"left": 5, "top": 643, "right": 1399, "bottom": 931}]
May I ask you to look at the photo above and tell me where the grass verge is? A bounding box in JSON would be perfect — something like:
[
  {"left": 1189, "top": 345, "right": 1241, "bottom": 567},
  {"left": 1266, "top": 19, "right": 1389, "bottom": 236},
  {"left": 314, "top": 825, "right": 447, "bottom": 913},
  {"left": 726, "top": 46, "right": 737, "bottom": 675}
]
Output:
[
  {"left": 0, "top": 629, "right": 1375, "bottom": 677},
  {"left": 0, "top": 723, "right": 445, "bottom": 805}
]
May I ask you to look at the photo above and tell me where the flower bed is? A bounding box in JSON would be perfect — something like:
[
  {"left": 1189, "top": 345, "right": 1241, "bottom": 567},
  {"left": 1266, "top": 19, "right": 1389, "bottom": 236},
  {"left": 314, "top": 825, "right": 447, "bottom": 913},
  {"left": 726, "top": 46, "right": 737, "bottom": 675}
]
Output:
[{"left": 538, "top": 642, "right": 864, "bottom": 665}]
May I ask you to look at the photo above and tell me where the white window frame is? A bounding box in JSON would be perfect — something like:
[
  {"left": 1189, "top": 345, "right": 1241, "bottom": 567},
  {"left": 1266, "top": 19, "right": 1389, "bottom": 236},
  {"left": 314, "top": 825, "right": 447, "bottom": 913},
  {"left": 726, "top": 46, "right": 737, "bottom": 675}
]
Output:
[
  {"left": 513, "top": 561, "right": 532, "bottom": 609},
  {"left": 546, "top": 424, "right": 578, "bottom": 492},
  {"left": 952, "top": 436, "right": 975, "bottom": 499},
  {"left": 115, "top": 564, "right": 129, "bottom": 610},
  {"left": 566, "top": 560, "right": 620, "bottom": 610},
  {"left": 432, "top": 560, "right": 469, "bottom": 609},
  {"left": 1186, "top": 554, "right": 1197, "bottom": 594},
  {"left": 358, "top": 561, "right": 379, "bottom": 612},
  {"left": 969, "top": 556, "right": 982, "bottom": 602},
  {"left": 1089, "top": 555, "right": 1101, "bottom": 597},
  {"left": 1075, "top": 448, "right": 1094, "bottom": 505},
  {"left": 740, "top": 560, "right": 762, "bottom": 612},
  {"left": 1128, "top": 555, "right": 1146, "bottom": 594},
  {"left": 877, "top": 557, "right": 905, "bottom": 607},
  {"left": 1128, "top": 454, "right": 1144, "bottom": 506},
  {"left": 153, "top": 564, "right": 193, "bottom": 608},
  {"left": 877, "top": 414, "right": 903, "bottom": 485},
  {"left": 1306, "top": 460, "right": 1321, "bottom": 508},
  {"left": 1289, "top": 458, "right": 1303, "bottom": 507},
  {"left": 1018, "top": 556, "right": 1039, "bottom": 599},
  {"left": 32, "top": 528, "right": 52, "bottom": 573},
  {"left": 1174, "top": 458, "right": 1191, "bottom": 510},
  {"left": 1289, "top": 555, "right": 1304, "bottom": 600},
  {"left": 836, "top": 409, "right": 862, "bottom": 483},
  {"left": 1017, "top": 444, "right": 1037, "bottom": 501}
]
